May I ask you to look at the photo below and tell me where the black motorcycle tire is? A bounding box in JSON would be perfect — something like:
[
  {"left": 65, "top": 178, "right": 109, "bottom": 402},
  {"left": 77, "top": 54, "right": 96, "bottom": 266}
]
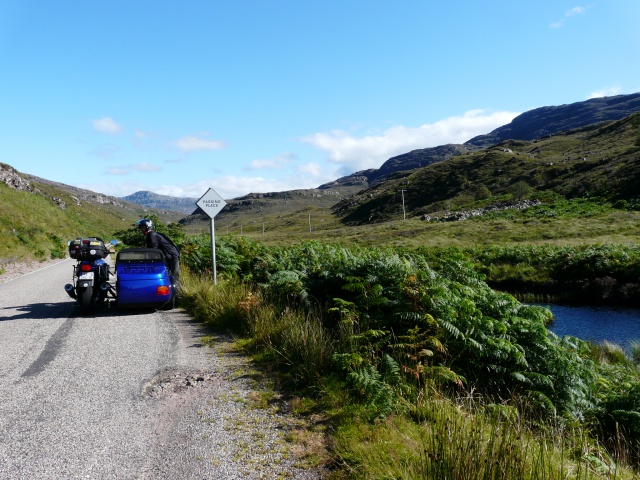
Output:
[{"left": 78, "top": 286, "right": 95, "bottom": 314}]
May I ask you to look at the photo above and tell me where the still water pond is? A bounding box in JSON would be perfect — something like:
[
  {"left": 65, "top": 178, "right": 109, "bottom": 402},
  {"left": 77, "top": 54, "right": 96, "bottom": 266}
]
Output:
[{"left": 537, "top": 304, "right": 640, "bottom": 350}]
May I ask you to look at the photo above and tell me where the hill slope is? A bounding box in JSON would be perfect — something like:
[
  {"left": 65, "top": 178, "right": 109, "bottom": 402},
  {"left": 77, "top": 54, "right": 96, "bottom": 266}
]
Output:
[
  {"left": 333, "top": 112, "right": 640, "bottom": 225},
  {"left": 466, "top": 92, "right": 640, "bottom": 148},
  {"left": 367, "top": 144, "right": 474, "bottom": 184},
  {"left": 0, "top": 163, "right": 181, "bottom": 262},
  {"left": 181, "top": 184, "right": 365, "bottom": 234},
  {"left": 136, "top": 93, "right": 640, "bottom": 230}
]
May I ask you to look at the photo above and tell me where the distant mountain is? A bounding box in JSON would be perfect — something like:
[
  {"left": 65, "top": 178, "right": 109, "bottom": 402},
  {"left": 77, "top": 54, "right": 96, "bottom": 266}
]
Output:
[
  {"left": 120, "top": 191, "right": 199, "bottom": 214},
  {"left": 323, "top": 94, "right": 640, "bottom": 188},
  {"left": 332, "top": 111, "right": 640, "bottom": 224},
  {"left": 182, "top": 183, "right": 366, "bottom": 229},
  {"left": 146, "top": 93, "right": 640, "bottom": 229},
  {"left": 466, "top": 93, "right": 640, "bottom": 148}
]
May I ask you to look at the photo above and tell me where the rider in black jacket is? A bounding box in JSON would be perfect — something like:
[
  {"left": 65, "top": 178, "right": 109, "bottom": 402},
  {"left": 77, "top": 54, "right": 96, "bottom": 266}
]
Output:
[{"left": 136, "top": 219, "right": 181, "bottom": 281}]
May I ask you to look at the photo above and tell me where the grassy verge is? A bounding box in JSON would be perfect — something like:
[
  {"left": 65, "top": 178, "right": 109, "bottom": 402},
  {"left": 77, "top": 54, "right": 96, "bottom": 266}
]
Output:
[
  {"left": 210, "top": 197, "right": 640, "bottom": 249},
  {"left": 178, "top": 268, "right": 639, "bottom": 479},
  {"left": 331, "top": 398, "right": 615, "bottom": 480}
]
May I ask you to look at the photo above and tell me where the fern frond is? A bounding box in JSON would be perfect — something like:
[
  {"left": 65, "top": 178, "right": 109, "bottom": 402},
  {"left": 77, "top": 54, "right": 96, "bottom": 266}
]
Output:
[
  {"left": 424, "top": 365, "right": 464, "bottom": 388},
  {"left": 380, "top": 353, "right": 402, "bottom": 386},
  {"left": 526, "top": 390, "right": 557, "bottom": 414},
  {"left": 440, "top": 319, "right": 463, "bottom": 339},
  {"left": 521, "top": 371, "right": 554, "bottom": 390}
]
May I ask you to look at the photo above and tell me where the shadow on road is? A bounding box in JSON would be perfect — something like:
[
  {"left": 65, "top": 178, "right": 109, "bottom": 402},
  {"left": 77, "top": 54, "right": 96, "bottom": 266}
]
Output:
[
  {"left": 1, "top": 301, "right": 76, "bottom": 321},
  {"left": 1, "top": 300, "right": 158, "bottom": 321}
]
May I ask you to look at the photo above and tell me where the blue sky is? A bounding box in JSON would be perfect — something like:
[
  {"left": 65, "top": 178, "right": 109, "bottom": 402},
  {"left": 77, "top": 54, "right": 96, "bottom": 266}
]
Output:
[{"left": 1, "top": 1, "right": 639, "bottom": 200}]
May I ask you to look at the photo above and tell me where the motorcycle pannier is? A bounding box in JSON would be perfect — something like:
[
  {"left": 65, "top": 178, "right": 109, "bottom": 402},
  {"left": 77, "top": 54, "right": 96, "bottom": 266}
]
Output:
[{"left": 68, "top": 237, "right": 109, "bottom": 260}]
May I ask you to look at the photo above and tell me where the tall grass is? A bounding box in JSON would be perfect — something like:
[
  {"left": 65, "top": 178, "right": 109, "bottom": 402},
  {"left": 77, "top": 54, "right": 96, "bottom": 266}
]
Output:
[
  {"left": 180, "top": 269, "right": 333, "bottom": 385},
  {"left": 178, "top": 268, "right": 638, "bottom": 479},
  {"left": 333, "top": 395, "right": 619, "bottom": 480},
  {"left": 179, "top": 269, "right": 252, "bottom": 332}
]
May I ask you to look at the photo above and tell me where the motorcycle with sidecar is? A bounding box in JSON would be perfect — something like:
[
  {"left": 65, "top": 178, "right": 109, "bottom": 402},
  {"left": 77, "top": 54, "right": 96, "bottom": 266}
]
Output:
[{"left": 64, "top": 238, "right": 176, "bottom": 314}]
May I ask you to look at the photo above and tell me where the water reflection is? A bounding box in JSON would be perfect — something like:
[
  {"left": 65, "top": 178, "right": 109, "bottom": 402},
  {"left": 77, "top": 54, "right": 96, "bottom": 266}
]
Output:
[{"left": 537, "top": 304, "right": 640, "bottom": 350}]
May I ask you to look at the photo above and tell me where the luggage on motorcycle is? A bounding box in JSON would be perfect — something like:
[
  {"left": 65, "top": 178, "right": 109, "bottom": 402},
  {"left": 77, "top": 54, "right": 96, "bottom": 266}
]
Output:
[{"left": 68, "top": 237, "right": 109, "bottom": 260}]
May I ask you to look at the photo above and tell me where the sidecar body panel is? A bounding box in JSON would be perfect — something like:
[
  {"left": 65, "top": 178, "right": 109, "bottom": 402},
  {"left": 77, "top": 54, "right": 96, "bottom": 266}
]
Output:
[{"left": 115, "top": 248, "right": 175, "bottom": 308}]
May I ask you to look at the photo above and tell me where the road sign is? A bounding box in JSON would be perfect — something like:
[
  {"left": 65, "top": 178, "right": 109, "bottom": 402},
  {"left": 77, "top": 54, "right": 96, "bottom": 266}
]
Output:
[
  {"left": 195, "top": 188, "right": 227, "bottom": 285},
  {"left": 196, "top": 188, "right": 227, "bottom": 218}
]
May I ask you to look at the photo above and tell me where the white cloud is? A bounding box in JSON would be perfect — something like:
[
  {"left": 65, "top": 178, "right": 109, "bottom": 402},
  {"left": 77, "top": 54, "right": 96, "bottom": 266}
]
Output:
[
  {"left": 301, "top": 109, "right": 520, "bottom": 172},
  {"left": 192, "top": 172, "right": 328, "bottom": 198},
  {"left": 566, "top": 6, "right": 586, "bottom": 16},
  {"left": 104, "top": 162, "right": 162, "bottom": 176},
  {"left": 549, "top": 5, "right": 589, "bottom": 28},
  {"left": 92, "top": 117, "right": 122, "bottom": 134},
  {"left": 83, "top": 167, "right": 336, "bottom": 199},
  {"left": 135, "top": 177, "right": 297, "bottom": 199},
  {"left": 588, "top": 86, "right": 621, "bottom": 99},
  {"left": 132, "top": 163, "right": 162, "bottom": 172},
  {"left": 105, "top": 167, "right": 129, "bottom": 176},
  {"left": 84, "top": 110, "right": 524, "bottom": 200},
  {"left": 248, "top": 152, "right": 297, "bottom": 170},
  {"left": 174, "top": 134, "right": 225, "bottom": 153},
  {"left": 298, "top": 162, "right": 323, "bottom": 178}
]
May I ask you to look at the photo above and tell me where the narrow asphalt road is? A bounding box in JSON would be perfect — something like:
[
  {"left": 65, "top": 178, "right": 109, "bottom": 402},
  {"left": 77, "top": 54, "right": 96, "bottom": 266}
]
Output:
[{"left": 0, "top": 260, "right": 325, "bottom": 479}]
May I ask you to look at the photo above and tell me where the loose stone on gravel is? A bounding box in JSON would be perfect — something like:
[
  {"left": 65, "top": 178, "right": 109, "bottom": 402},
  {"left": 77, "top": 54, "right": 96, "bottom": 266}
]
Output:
[{"left": 144, "top": 370, "right": 219, "bottom": 397}]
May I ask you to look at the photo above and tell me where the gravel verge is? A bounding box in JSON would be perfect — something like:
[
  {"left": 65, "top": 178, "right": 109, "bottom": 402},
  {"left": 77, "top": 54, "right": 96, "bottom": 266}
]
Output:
[{"left": 140, "top": 323, "right": 331, "bottom": 479}]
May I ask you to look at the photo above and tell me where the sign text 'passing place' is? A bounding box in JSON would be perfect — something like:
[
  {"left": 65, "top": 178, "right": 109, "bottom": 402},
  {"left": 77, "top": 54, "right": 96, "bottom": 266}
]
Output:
[{"left": 195, "top": 188, "right": 227, "bottom": 219}]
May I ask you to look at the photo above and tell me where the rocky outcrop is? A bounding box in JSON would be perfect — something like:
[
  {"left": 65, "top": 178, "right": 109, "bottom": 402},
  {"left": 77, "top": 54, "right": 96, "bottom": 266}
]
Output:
[
  {"left": 28, "top": 174, "right": 129, "bottom": 209},
  {"left": 423, "top": 200, "right": 542, "bottom": 222},
  {"left": 1, "top": 164, "right": 71, "bottom": 210},
  {"left": 318, "top": 169, "right": 374, "bottom": 189},
  {"left": 1, "top": 163, "right": 32, "bottom": 192}
]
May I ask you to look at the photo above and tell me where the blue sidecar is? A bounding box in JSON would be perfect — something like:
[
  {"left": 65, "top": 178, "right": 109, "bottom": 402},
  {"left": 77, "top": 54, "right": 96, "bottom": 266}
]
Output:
[{"left": 115, "top": 248, "right": 176, "bottom": 310}]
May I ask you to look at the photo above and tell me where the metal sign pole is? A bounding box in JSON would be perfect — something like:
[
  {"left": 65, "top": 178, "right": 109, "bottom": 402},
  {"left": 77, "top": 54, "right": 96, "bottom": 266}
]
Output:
[
  {"left": 211, "top": 217, "right": 217, "bottom": 285},
  {"left": 195, "top": 187, "right": 227, "bottom": 286}
]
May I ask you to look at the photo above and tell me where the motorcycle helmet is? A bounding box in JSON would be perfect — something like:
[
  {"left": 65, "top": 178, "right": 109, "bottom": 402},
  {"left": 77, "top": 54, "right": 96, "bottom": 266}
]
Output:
[{"left": 136, "top": 218, "right": 154, "bottom": 233}]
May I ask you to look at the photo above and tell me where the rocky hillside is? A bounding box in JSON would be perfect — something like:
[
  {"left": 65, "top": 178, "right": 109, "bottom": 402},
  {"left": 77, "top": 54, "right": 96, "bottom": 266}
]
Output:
[
  {"left": 366, "top": 144, "right": 475, "bottom": 184},
  {"left": 27, "top": 173, "right": 140, "bottom": 212},
  {"left": 312, "top": 93, "right": 640, "bottom": 189},
  {"left": 466, "top": 93, "right": 640, "bottom": 148},
  {"left": 0, "top": 163, "right": 182, "bottom": 262},
  {"left": 128, "top": 93, "right": 640, "bottom": 225},
  {"left": 332, "top": 111, "right": 640, "bottom": 225}
]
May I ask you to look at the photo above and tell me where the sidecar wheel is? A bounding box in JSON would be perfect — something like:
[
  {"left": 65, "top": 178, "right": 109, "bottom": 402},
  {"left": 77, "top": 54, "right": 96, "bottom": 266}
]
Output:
[{"left": 161, "top": 292, "right": 176, "bottom": 311}]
